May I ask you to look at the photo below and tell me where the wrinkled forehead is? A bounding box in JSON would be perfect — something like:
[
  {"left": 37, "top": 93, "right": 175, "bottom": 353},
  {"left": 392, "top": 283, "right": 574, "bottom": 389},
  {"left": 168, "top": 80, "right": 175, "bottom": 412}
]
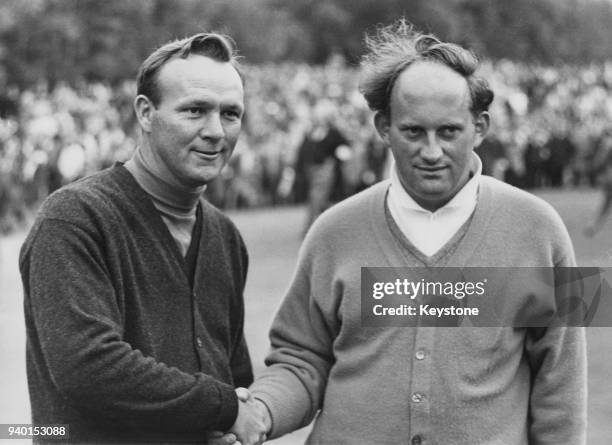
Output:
[
  {"left": 392, "top": 61, "right": 470, "bottom": 108},
  {"left": 157, "top": 55, "right": 244, "bottom": 99}
]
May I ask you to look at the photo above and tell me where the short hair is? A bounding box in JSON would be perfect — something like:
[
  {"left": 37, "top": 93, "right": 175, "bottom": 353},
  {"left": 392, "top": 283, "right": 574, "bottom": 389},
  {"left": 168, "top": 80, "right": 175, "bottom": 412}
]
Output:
[
  {"left": 359, "top": 20, "right": 493, "bottom": 117},
  {"left": 136, "top": 32, "right": 242, "bottom": 106}
]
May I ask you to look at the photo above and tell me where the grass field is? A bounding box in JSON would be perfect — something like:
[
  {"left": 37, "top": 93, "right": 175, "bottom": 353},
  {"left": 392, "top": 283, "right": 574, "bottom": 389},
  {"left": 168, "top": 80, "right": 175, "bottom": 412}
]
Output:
[{"left": 1, "top": 188, "right": 611, "bottom": 444}]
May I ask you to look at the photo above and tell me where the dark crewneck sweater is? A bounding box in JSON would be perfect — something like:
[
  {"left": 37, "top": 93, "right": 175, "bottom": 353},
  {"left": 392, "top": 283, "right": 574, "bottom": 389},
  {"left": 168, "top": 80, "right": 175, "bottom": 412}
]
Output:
[{"left": 19, "top": 164, "right": 253, "bottom": 443}]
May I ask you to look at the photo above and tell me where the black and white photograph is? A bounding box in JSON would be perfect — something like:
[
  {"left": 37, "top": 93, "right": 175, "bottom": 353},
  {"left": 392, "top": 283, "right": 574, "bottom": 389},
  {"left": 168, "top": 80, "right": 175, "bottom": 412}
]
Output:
[{"left": 0, "top": 0, "right": 610, "bottom": 443}]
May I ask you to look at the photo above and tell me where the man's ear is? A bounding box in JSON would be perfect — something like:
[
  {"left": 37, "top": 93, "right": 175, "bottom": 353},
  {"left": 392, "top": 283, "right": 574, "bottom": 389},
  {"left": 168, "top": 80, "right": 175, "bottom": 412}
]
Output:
[
  {"left": 473, "top": 111, "right": 490, "bottom": 148},
  {"left": 374, "top": 112, "right": 391, "bottom": 146},
  {"left": 134, "top": 95, "right": 155, "bottom": 133}
]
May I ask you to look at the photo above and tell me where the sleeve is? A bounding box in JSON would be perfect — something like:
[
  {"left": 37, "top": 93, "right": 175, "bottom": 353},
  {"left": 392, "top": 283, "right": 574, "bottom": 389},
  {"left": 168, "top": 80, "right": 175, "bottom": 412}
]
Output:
[
  {"left": 525, "top": 326, "right": 587, "bottom": 444},
  {"left": 230, "top": 336, "right": 253, "bottom": 389},
  {"left": 230, "top": 237, "right": 254, "bottom": 388},
  {"left": 525, "top": 249, "right": 587, "bottom": 444},
  {"left": 20, "top": 218, "right": 238, "bottom": 432},
  {"left": 249, "top": 246, "right": 336, "bottom": 439}
]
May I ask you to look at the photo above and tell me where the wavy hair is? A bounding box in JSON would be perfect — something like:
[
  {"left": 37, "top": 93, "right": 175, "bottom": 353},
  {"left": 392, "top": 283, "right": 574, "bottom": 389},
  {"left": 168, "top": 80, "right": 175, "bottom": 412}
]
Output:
[
  {"left": 359, "top": 20, "right": 493, "bottom": 117},
  {"left": 136, "top": 33, "right": 242, "bottom": 106}
]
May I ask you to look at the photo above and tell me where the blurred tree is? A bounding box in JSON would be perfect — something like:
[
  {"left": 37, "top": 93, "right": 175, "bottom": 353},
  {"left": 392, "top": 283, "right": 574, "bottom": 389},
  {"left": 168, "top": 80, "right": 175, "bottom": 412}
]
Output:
[
  {"left": 2, "top": 0, "right": 612, "bottom": 88},
  {"left": 75, "top": 0, "right": 152, "bottom": 83}
]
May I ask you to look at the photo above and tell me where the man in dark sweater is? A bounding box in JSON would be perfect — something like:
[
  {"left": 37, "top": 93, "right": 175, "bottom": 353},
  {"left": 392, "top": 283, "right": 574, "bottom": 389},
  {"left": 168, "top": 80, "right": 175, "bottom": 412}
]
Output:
[{"left": 19, "top": 33, "right": 268, "bottom": 444}]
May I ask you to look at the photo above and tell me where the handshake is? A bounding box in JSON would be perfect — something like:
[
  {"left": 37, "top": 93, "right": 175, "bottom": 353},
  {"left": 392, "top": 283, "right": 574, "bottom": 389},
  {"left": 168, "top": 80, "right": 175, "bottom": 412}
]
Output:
[{"left": 208, "top": 387, "right": 271, "bottom": 445}]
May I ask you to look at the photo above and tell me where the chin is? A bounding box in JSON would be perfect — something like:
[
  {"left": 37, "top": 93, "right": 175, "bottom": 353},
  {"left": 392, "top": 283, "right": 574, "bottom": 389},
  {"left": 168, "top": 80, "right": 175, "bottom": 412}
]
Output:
[
  {"left": 197, "top": 175, "right": 220, "bottom": 186},
  {"left": 191, "top": 167, "right": 224, "bottom": 183},
  {"left": 419, "top": 184, "right": 450, "bottom": 196}
]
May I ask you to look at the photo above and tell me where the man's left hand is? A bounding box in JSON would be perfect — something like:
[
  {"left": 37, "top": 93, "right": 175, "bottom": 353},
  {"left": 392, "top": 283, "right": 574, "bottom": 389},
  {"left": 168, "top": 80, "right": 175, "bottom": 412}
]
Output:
[{"left": 206, "top": 430, "right": 241, "bottom": 445}]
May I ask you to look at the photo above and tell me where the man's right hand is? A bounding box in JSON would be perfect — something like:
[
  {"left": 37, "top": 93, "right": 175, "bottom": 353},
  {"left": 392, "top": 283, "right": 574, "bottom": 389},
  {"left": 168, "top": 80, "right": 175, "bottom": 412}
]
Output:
[
  {"left": 235, "top": 387, "right": 272, "bottom": 434},
  {"left": 229, "top": 388, "right": 268, "bottom": 445}
]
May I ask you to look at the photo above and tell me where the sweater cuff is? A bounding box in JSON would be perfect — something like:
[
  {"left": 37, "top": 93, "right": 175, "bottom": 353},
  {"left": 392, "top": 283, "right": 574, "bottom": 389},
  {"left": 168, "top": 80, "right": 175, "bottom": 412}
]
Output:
[
  {"left": 250, "top": 370, "right": 313, "bottom": 438},
  {"left": 214, "top": 383, "right": 239, "bottom": 431},
  {"left": 231, "top": 362, "right": 255, "bottom": 388}
]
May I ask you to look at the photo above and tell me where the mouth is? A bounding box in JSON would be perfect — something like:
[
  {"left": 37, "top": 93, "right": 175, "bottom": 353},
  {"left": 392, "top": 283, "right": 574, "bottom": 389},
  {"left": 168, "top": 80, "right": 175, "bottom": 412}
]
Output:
[
  {"left": 192, "top": 148, "right": 224, "bottom": 160},
  {"left": 415, "top": 165, "right": 448, "bottom": 173}
]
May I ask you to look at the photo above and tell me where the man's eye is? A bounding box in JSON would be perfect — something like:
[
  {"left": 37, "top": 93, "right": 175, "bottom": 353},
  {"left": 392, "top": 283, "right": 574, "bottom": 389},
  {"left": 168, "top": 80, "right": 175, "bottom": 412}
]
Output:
[
  {"left": 403, "top": 127, "right": 421, "bottom": 137},
  {"left": 186, "top": 107, "right": 203, "bottom": 115},
  {"left": 223, "top": 110, "right": 241, "bottom": 120},
  {"left": 440, "top": 127, "right": 460, "bottom": 138}
]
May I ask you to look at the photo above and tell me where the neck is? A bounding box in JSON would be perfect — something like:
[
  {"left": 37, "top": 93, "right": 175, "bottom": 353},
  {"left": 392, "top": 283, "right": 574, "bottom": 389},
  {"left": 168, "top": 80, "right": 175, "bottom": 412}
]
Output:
[{"left": 125, "top": 146, "right": 203, "bottom": 213}]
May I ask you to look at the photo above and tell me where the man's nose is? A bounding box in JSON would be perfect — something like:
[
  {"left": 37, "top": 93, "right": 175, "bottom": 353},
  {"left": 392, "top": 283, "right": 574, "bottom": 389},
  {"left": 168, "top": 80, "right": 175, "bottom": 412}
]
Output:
[
  {"left": 420, "top": 132, "right": 443, "bottom": 163},
  {"left": 199, "top": 112, "right": 224, "bottom": 141}
]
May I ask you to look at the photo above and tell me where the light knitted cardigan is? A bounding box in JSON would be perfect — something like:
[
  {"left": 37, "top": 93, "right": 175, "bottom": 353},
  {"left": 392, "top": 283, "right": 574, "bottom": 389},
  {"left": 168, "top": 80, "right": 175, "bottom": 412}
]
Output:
[{"left": 251, "top": 176, "right": 587, "bottom": 445}]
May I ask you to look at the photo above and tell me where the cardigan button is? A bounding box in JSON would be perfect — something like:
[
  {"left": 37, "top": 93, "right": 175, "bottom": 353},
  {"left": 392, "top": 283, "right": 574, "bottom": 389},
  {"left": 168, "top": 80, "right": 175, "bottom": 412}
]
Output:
[
  {"left": 415, "top": 349, "right": 426, "bottom": 360},
  {"left": 411, "top": 435, "right": 422, "bottom": 445},
  {"left": 196, "top": 337, "right": 203, "bottom": 348},
  {"left": 411, "top": 393, "right": 424, "bottom": 403}
]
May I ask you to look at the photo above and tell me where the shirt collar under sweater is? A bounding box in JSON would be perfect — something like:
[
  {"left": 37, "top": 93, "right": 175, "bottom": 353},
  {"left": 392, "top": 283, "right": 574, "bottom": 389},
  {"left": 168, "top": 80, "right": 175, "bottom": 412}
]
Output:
[{"left": 386, "top": 152, "right": 482, "bottom": 257}]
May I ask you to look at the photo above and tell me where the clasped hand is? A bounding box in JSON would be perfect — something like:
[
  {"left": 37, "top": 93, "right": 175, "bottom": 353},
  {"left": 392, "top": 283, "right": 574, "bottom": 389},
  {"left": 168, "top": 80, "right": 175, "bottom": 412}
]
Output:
[{"left": 207, "top": 387, "right": 271, "bottom": 445}]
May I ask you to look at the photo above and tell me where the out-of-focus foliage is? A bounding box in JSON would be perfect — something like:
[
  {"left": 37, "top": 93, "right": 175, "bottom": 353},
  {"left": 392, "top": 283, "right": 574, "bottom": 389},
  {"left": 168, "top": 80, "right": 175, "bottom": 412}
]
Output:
[
  {"left": 2, "top": 0, "right": 612, "bottom": 87},
  {"left": 273, "top": 0, "right": 612, "bottom": 64}
]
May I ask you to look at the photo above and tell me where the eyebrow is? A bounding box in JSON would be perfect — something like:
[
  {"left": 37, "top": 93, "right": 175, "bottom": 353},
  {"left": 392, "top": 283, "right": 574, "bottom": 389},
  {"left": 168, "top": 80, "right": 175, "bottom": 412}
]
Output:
[
  {"left": 398, "top": 119, "right": 466, "bottom": 127},
  {"left": 178, "top": 98, "right": 244, "bottom": 111},
  {"left": 223, "top": 102, "right": 244, "bottom": 111}
]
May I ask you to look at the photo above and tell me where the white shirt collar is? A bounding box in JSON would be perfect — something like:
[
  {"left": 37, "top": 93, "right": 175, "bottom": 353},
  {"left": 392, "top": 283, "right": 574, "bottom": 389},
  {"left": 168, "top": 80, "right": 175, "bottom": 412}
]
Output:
[{"left": 386, "top": 152, "right": 482, "bottom": 257}]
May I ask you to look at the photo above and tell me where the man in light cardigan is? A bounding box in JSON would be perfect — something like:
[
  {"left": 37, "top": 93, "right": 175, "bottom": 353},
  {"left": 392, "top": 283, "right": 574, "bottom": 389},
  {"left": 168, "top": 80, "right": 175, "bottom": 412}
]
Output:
[{"left": 238, "top": 20, "right": 588, "bottom": 445}]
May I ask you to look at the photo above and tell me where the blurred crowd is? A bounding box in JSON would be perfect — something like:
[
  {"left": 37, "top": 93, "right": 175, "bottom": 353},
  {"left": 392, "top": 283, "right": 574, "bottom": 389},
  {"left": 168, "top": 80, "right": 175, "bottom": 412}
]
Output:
[{"left": 2, "top": 58, "right": 612, "bottom": 233}]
